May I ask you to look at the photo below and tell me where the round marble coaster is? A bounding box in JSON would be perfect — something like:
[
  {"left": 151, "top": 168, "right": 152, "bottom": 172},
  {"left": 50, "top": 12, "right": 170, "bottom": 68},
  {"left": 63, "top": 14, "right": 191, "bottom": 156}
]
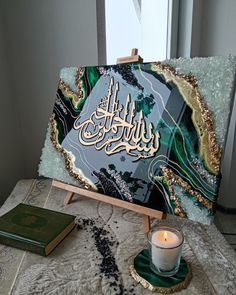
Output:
[{"left": 130, "top": 249, "right": 192, "bottom": 294}]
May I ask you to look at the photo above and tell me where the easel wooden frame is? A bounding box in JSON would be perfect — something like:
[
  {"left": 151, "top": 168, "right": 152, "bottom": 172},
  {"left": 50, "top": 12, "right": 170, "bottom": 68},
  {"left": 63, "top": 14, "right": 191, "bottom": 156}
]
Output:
[{"left": 52, "top": 49, "right": 166, "bottom": 233}]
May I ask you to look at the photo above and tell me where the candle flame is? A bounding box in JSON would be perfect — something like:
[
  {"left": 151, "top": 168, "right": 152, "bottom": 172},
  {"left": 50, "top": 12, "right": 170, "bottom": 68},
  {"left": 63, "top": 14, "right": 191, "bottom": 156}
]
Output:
[{"left": 164, "top": 231, "right": 168, "bottom": 241}]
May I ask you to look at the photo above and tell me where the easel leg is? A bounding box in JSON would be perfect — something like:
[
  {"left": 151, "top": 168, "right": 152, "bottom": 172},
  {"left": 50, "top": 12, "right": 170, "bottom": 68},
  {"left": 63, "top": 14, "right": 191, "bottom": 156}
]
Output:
[
  {"left": 64, "top": 191, "right": 74, "bottom": 205},
  {"left": 142, "top": 215, "right": 151, "bottom": 234}
]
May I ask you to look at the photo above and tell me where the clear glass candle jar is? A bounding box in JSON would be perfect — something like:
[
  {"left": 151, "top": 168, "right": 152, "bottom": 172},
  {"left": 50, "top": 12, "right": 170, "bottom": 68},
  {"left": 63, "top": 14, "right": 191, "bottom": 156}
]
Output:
[{"left": 147, "top": 225, "right": 184, "bottom": 277}]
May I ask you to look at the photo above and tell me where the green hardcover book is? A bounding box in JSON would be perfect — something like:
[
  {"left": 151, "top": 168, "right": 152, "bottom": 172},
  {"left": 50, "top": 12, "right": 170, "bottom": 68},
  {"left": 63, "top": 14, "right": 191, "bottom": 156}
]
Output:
[{"left": 0, "top": 203, "right": 76, "bottom": 256}]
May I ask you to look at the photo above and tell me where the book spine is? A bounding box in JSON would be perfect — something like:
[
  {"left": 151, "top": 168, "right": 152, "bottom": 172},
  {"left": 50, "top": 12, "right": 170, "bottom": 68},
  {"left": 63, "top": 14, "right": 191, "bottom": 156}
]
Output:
[{"left": 0, "top": 234, "right": 46, "bottom": 256}]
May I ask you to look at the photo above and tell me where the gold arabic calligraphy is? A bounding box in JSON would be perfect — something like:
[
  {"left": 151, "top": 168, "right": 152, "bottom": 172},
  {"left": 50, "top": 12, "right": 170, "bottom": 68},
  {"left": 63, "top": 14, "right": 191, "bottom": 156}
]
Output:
[{"left": 73, "top": 77, "right": 161, "bottom": 161}]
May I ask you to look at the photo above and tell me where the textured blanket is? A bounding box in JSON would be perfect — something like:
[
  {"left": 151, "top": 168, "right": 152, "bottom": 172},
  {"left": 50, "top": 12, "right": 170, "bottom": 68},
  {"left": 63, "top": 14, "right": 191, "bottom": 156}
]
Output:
[{"left": 0, "top": 179, "right": 236, "bottom": 294}]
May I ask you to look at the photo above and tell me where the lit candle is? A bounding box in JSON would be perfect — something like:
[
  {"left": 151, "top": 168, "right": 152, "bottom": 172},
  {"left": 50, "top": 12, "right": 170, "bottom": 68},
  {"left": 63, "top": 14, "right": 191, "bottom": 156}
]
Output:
[{"left": 148, "top": 226, "right": 183, "bottom": 276}]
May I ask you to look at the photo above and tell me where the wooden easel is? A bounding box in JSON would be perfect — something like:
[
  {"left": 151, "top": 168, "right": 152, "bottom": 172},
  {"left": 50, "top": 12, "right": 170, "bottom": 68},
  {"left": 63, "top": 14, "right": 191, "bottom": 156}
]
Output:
[
  {"left": 52, "top": 49, "right": 166, "bottom": 233},
  {"left": 116, "top": 48, "right": 143, "bottom": 64}
]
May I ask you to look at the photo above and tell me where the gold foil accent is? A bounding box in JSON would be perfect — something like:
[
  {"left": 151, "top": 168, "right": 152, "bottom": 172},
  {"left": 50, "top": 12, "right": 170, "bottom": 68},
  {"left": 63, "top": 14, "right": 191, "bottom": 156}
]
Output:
[
  {"left": 20, "top": 216, "right": 38, "bottom": 226},
  {"left": 154, "top": 171, "right": 187, "bottom": 218},
  {"left": 151, "top": 62, "right": 221, "bottom": 175},
  {"left": 58, "top": 80, "right": 79, "bottom": 104},
  {"left": 58, "top": 67, "right": 85, "bottom": 108},
  {"left": 75, "top": 67, "right": 85, "bottom": 98},
  {"left": 129, "top": 261, "right": 192, "bottom": 294},
  {"left": 50, "top": 115, "right": 95, "bottom": 190},
  {"left": 161, "top": 166, "right": 213, "bottom": 211},
  {"left": 73, "top": 77, "right": 161, "bottom": 160}
]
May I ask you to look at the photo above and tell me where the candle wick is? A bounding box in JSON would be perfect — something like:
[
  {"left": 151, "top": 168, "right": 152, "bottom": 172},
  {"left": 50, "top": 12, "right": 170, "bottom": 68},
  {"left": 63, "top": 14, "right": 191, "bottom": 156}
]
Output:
[{"left": 164, "top": 238, "right": 167, "bottom": 242}]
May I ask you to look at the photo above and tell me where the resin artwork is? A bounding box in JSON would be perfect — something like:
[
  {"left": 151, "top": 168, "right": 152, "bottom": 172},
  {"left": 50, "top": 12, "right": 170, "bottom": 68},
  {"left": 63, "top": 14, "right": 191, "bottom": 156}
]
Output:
[{"left": 39, "top": 56, "right": 236, "bottom": 224}]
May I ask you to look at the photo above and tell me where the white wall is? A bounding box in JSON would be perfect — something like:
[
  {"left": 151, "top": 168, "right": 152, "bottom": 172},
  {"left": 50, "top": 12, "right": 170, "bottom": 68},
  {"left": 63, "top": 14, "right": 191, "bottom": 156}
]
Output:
[
  {"left": 199, "top": 0, "right": 236, "bottom": 57},
  {"left": 178, "top": 0, "right": 203, "bottom": 57},
  {"left": 0, "top": 0, "right": 25, "bottom": 204},
  {"left": 0, "top": 0, "right": 99, "bottom": 203}
]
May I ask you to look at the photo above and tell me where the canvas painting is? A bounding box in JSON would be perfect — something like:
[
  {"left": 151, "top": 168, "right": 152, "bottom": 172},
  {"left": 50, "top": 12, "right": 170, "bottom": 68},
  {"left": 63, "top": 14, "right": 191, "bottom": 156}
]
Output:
[{"left": 39, "top": 57, "right": 236, "bottom": 224}]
